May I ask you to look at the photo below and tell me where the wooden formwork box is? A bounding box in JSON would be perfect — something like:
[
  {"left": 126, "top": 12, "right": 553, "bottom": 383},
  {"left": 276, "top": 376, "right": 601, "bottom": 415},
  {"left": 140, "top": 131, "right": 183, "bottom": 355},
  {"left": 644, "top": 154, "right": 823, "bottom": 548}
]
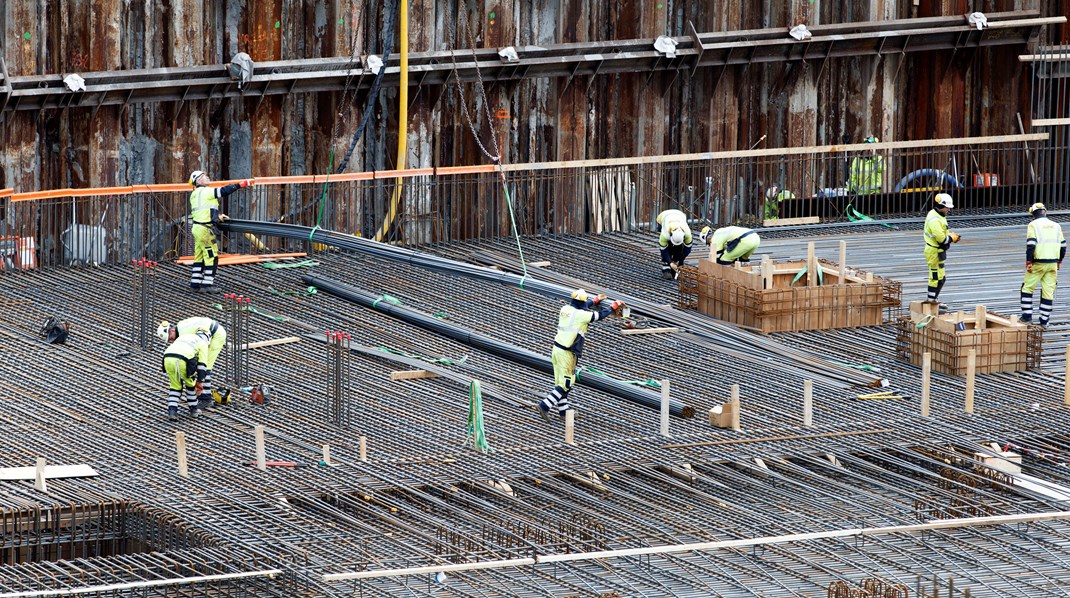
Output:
[
  {"left": 686, "top": 259, "right": 901, "bottom": 334},
  {"left": 895, "top": 302, "right": 1042, "bottom": 375}
]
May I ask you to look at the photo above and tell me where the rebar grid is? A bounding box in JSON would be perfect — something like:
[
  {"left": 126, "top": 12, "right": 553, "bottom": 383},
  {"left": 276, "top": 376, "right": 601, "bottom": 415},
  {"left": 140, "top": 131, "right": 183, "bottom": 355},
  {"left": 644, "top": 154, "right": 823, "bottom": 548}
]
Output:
[{"left": 4, "top": 225, "right": 1070, "bottom": 595}]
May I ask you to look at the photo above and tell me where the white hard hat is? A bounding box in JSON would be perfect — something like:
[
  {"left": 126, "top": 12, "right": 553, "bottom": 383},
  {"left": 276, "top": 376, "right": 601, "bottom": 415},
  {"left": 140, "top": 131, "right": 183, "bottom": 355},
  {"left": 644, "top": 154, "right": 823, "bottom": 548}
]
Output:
[
  {"left": 669, "top": 228, "right": 685, "bottom": 246},
  {"left": 571, "top": 289, "right": 588, "bottom": 302},
  {"left": 766, "top": 186, "right": 779, "bottom": 200},
  {"left": 1029, "top": 202, "right": 1047, "bottom": 214},
  {"left": 156, "top": 321, "right": 172, "bottom": 343},
  {"left": 934, "top": 193, "right": 954, "bottom": 209},
  {"left": 188, "top": 170, "right": 206, "bottom": 187}
]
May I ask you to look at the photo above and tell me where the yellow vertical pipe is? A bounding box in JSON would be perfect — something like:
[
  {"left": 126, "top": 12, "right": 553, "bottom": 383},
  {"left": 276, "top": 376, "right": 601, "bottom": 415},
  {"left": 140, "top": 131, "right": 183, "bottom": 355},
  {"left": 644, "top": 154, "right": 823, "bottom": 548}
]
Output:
[{"left": 376, "top": 0, "right": 408, "bottom": 242}]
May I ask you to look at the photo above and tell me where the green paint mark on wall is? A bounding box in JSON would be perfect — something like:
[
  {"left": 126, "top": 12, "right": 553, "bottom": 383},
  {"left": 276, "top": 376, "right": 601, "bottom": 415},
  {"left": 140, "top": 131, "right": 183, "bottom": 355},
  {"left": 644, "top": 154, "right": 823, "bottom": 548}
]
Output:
[
  {"left": 489, "top": 12, "right": 496, "bottom": 19},
  {"left": 275, "top": 21, "right": 281, "bottom": 29},
  {"left": 23, "top": 32, "right": 31, "bottom": 40}
]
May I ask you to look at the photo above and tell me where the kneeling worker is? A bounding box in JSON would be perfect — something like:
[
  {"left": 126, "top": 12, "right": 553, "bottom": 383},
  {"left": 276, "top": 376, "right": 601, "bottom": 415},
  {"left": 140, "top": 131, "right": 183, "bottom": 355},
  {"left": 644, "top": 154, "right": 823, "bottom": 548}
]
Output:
[
  {"left": 655, "top": 209, "right": 693, "bottom": 279},
  {"left": 158, "top": 317, "right": 228, "bottom": 407},
  {"left": 699, "top": 225, "right": 761, "bottom": 265}
]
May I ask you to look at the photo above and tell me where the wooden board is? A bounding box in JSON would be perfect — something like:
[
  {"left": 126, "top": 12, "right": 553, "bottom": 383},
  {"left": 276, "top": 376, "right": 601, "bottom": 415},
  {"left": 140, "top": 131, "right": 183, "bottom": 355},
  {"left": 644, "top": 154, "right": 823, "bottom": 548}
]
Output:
[
  {"left": 763, "top": 216, "right": 820, "bottom": 227},
  {"left": 390, "top": 370, "right": 442, "bottom": 381},
  {"left": 0, "top": 464, "right": 98, "bottom": 480},
  {"left": 175, "top": 252, "right": 308, "bottom": 265},
  {"left": 621, "top": 327, "right": 680, "bottom": 335}
]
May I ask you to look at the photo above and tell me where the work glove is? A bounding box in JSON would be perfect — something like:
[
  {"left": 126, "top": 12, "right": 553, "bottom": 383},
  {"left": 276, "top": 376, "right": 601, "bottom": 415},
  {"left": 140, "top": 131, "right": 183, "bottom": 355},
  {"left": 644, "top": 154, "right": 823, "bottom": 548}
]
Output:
[
  {"left": 948, "top": 232, "right": 961, "bottom": 243},
  {"left": 699, "top": 226, "right": 712, "bottom": 246},
  {"left": 610, "top": 300, "right": 624, "bottom": 312},
  {"left": 217, "top": 213, "right": 230, "bottom": 222},
  {"left": 238, "top": 179, "right": 253, "bottom": 188},
  {"left": 194, "top": 382, "right": 204, "bottom": 395},
  {"left": 1026, "top": 261, "right": 1033, "bottom": 273},
  {"left": 591, "top": 294, "right": 606, "bottom": 305}
]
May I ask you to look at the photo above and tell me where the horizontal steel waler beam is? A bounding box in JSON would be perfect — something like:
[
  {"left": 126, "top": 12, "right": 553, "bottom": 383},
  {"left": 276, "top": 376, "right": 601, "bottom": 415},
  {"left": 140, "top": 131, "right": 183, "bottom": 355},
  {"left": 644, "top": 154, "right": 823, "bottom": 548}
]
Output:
[{"left": 0, "top": 11, "right": 1057, "bottom": 113}]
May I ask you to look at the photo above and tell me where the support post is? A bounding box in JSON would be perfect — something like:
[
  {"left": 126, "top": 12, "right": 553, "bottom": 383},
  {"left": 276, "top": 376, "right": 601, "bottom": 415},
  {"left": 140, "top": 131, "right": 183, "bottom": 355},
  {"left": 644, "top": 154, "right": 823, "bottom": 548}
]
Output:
[
  {"left": 359, "top": 435, "right": 368, "bottom": 462},
  {"left": 761, "top": 255, "right": 773, "bottom": 289},
  {"left": 176, "top": 432, "right": 189, "bottom": 478},
  {"left": 803, "top": 380, "right": 813, "bottom": 426},
  {"left": 921, "top": 352, "right": 931, "bottom": 417},
  {"left": 660, "top": 379, "right": 671, "bottom": 437},
  {"left": 565, "top": 410, "right": 576, "bottom": 445},
  {"left": 807, "top": 241, "right": 817, "bottom": 287},
  {"left": 965, "top": 349, "right": 976, "bottom": 414},
  {"left": 730, "top": 384, "right": 741, "bottom": 431},
  {"left": 975, "top": 305, "right": 987, "bottom": 330},
  {"left": 1065, "top": 345, "right": 1070, "bottom": 407},
  {"left": 34, "top": 457, "right": 47, "bottom": 492},
  {"left": 254, "top": 425, "right": 266, "bottom": 471},
  {"left": 322, "top": 444, "right": 331, "bottom": 466},
  {"left": 838, "top": 240, "right": 847, "bottom": 284}
]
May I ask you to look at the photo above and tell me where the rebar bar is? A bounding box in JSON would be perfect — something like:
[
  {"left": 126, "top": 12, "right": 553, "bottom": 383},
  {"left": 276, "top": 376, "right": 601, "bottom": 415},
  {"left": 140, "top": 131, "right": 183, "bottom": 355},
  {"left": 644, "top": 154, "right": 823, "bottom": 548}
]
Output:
[
  {"left": 129, "top": 258, "right": 157, "bottom": 348},
  {"left": 326, "top": 331, "right": 353, "bottom": 428}
]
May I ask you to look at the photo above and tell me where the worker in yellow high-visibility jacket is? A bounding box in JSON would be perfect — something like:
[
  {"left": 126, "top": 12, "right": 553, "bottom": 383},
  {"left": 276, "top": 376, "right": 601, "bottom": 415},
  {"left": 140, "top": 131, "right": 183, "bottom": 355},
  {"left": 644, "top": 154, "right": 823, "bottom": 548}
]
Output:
[
  {"left": 188, "top": 170, "right": 252, "bottom": 293},
  {"left": 847, "top": 136, "right": 885, "bottom": 195},
  {"left": 923, "top": 193, "right": 960, "bottom": 307},
  {"left": 1021, "top": 202, "right": 1066, "bottom": 328},
  {"left": 655, "top": 209, "right": 693, "bottom": 279}
]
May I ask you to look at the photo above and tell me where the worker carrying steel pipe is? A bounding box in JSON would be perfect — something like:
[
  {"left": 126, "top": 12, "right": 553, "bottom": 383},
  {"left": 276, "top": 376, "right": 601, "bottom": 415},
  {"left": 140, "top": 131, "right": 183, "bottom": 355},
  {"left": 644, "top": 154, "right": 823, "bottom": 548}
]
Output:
[
  {"left": 187, "top": 170, "right": 253, "bottom": 294},
  {"left": 847, "top": 135, "right": 885, "bottom": 195},
  {"left": 924, "top": 193, "right": 959, "bottom": 308},
  {"left": 1021, "top": 202, "right": 1066, "bottom": 328},
  {"left": 160, "top": 329, "right": 212, "bottom": 421},
  {"left": 655, "top": 209, "right": 693, "bottom": 279},
  {"left": 699, "top": 225, "right": 761, "bottom": 265},
  {"left": 539, "top": 289, "right": 623, "bottom": 422},
  {"left": 158, "top": 318, "right": 227, "bottom": 409}
]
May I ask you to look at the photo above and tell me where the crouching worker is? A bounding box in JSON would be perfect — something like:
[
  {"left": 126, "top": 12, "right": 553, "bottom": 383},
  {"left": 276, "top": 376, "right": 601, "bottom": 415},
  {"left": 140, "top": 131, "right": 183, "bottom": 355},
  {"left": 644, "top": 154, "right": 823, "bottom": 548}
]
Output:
[{"left": 699, "top": 225, "right": 761, "bottom": 265}]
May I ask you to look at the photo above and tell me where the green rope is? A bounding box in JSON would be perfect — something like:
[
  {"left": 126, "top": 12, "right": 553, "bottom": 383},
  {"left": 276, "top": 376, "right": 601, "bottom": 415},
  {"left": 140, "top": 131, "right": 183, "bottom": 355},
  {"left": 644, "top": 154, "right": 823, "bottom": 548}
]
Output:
[
  {"left": 262, "top": 259, "right": 320, "bottom": 270},
  {"left": 792, "top": 264, "right": 823, "bottom": 286},
  {"left": 316, "top": 151, "right": 334, "bottom": 228},
  {"left": 464, "top": 380, "right": 493, "bottom": 453},
  {"left": 371, "top": 294, "right": 402, "bottom": 309},
  {"left": 309, "top": 225, "right": 321, "bottom": 242},
  {"left": 831, "top": 362, "right": 881, "bottom": 373},
  {"left": 915, "top": 314, "right": 935, "bottom": 330},
  {"left": 499, "top": 172, "right": 528, "bottom": 288},
  {"left": 845, "top": 203, "right": 896, "bottom": 230},
  {"left": 374, "top": 346, "right": 466, "bottom": 366}
]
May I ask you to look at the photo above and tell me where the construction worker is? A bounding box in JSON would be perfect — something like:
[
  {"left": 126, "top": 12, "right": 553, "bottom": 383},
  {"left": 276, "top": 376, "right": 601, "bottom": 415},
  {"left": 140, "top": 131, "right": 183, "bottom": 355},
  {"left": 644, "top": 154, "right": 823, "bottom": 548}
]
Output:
[
  {"left": 923, "top": 193, "right": 960, "bottom": 306},
  {"left": 188, "top": 170, "right": 253, "bottom": 294},
  {"left": 1021, "top": 203, "right": 1066, "bottom": 327},
  {"left": 161, "top": 329, "right": 212, "bottom": 420},
  {"left": 158, "top": 318, "right": 226, "bottom": 407},
  {"left": 539, "top": 289, "right": 623, "bottom": 422},
  {"left": 699, "top": 225, "right": 761, "bottom": 265},
  {"left": 763, "top": 185, "right": 795, "bottom": 221},
  {"left": 847, "top": 136, "right": 885, "bottom": 195},
  {"left": 655, "top": 209, "right": 693, "bottom": 279}
]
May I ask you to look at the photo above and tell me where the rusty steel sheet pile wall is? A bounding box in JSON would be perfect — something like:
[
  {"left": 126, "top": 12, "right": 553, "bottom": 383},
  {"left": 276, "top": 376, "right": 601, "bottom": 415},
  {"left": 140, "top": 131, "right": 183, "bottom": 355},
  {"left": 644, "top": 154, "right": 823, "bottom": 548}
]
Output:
[{"left": 0, "top": 2, "right": 1060, "bottom": 196}]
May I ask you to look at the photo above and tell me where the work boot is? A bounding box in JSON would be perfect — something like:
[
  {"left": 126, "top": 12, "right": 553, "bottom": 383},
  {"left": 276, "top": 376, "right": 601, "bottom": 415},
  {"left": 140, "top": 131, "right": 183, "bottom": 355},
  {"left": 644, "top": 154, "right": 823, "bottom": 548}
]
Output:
[
  {"left": 167, "top": 406, "right": 178, "bottom": 421},
  {"left": 188, "top": 406, "right": 202, "bottom": 417},
  {"left": 201, "top": 285, "right": 222, "bottom": 295},
  {"left": 537, "top": 403, "right": 553, "bottom": 423}
]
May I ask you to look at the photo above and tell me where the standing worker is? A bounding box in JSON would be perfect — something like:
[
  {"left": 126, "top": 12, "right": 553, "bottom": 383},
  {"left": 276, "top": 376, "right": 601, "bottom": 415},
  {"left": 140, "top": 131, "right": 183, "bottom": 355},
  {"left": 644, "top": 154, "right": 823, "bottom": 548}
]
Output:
[
  {"left": 847, "top": 136, "right": 885, "bottom": 195},
  {"left": 161, "top": 329, "right": 212, "bottom": 420},
  {"left": 1021, "top": 203, "right": 1066, "bottom": 327},
  {"left": 699, "top": 225, "right": 761, "bottom": 265},
  {"left": 923, "top": 193, "right": 960, "bottom": 307},
  {"left": 188, "top": 170, "right": 253, "bottom": 293},
  {"left": 763, "top": 185, "right": 795, "bottom": 221},
  {"left": 655, "top": 209, "right": 693, "bottom": 279},
  {"left": 539, "top": 289, "right": 623, "bottom": 422},
  {"left": 158, "top": 317, "right": 227, "bottom": 407}
]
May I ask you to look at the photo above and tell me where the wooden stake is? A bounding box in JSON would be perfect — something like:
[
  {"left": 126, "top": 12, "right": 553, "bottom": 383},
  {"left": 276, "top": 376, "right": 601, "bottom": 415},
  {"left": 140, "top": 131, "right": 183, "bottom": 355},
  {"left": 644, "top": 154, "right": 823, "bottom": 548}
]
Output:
[
  {"left": 803, "top": 380, "right": 813, "bottom": 426},
  {"left": 761, "top": 255, "right": 773, "bottom": 289},
  {"left": 838, "top": 240, "right": 847, "bottom": 284},
  {"left": 965, "top": 349, "right": 976, "bottom": 414},
  {"left": 730, "top": 384, "right": 741, "bottom": 431},
  {"left": 254, "top": 425, "right": 266, "bottom": 471},
  {"left": 660, "top": 379, "right": 671, "bottom": 437},
  {"left": 390, "top": 369, "right": 441, "bottom": 381},
  {"left": 564, "top": 410, "right": 576, "bottom": 445},
  {"left": 921, "top": 352, "right": 931, "bottom": 417},
  {"left": 176, "top": 432, "right": 189, "bottom": 478},
  {"left": 359, "top": 436, "right": 368, "bottom": 462},
  {"left": 34, "top": 457, "right": 47, "bottom": 492},
  {"left": 865, "top": 272, "right": 874, "bottom": 283},
  {"left": 322, "top": 444, "right": 331, "bottom": 466},
  {"left": 1065, "top": 345, "right": 1070, "bottom": 407},
  {"left": 806, "top": 241, "right": 817, "bottom": 287},
  {"left": 975, "top": 305, "right": 987, "bottom": 330}
]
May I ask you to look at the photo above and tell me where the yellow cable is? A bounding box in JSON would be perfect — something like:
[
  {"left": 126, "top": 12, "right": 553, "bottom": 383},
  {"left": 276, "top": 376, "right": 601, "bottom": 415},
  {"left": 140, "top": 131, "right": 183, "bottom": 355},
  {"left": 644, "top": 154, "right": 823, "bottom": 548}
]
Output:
[{"left": 376, "top": 0, "right": 408, "bottom": 243}]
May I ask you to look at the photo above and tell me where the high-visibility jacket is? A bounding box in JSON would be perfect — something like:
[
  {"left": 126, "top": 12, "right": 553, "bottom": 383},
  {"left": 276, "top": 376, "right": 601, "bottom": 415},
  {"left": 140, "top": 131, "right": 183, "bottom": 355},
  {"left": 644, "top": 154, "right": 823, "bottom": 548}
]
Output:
[
  {"left": 924, "top": 209, "right": 949, "bottom": 250},
  {"left": 848, "top": 155, "right": 885, "bottom": 195},
  {"left": 176, "top": 317, "right": 222, "bottom": 339},
  {"left": 656, "top": 209, "right": 693, "bottom": 248},
  {"left": 710, "top": 226, "right": 753, "bottom": 254},
  {"left": 162, "top": 331, "right": 210, "bottom": 374},
  {"left": 764, "top": 189, "right": 795, "bottom": 220},
  {"left": 190, "top": 187, "right": 219, "bottom": 226},
  {"left": 553, "top": 303, "right": 610, "bottom": 358},
  {"left": 1027, "top": 216, "right": 1066, "bottom": 263}
]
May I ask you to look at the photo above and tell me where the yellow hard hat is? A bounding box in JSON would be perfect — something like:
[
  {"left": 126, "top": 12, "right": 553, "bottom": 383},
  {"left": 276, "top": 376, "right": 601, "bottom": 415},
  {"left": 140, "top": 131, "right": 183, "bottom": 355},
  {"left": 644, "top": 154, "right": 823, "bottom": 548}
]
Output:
[
  {"left": 1029, "top": 202, "right": 1047, "bottom": 214},
  {"left": 571, "top": 289, "right": 588, "bottom": 302}
]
